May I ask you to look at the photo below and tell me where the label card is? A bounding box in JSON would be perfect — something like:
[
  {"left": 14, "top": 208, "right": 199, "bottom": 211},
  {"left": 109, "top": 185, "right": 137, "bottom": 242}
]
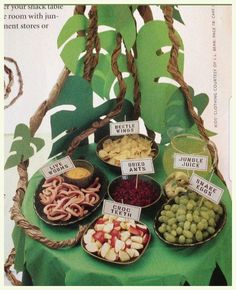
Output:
[
  {"left": 102, "top": 199, "right": 141, "bottom": 221},
  {"left": 109, "top": 120, "right": 139, "bottom": 136},
  {"left": 174, "top": 153, "right": 208, "bottom": 171},
  {"left": 121, "top": 157, "right": 154, "bottom": 176},
  {"left": 189, "top": 173, "right": 224, "bottom": 204},
  {"left": 41, "top": 156, "right": 75, "bottom": 179}
]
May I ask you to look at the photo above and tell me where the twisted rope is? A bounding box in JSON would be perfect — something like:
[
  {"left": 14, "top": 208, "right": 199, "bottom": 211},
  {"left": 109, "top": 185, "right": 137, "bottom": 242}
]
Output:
[
  {"left": 4, "top": 57, "right": 23, "bottom": 110},
  {"left": 83, "top": 5, "right": 100, "bottom": 81},
  {"left": 4, "top": 249, "right": 22, "bottom": 286},
  {"left": 4, "top": 64, "right": 14, "bottom": 99},
  {"left": 67, "top": 33, "right": 126, "bottom": 156},
  {"left": 162, "top": 5, "right": 225, "bottom": 184}
]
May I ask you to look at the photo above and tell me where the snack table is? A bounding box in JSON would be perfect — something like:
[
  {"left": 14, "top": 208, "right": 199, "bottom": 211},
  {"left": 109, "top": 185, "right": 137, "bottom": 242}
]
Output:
[{"left": 12, "top": 144, "right": 232, "bottom": 286}]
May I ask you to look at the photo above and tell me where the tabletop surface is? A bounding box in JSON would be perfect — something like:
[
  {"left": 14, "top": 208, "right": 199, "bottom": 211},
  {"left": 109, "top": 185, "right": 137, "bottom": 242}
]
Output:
[{"left": 13, "top": 144, "right": 232, "bottom": 286}]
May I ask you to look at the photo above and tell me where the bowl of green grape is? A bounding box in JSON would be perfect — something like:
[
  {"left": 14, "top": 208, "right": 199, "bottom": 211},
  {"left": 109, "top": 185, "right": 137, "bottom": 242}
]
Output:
[{"left": 154, "top": 191, "right": 226, "bottom": 247}]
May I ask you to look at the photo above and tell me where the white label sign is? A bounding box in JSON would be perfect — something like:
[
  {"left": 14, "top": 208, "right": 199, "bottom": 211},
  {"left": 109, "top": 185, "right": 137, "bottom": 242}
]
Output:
[
  {"left": 102, "top": 199, "right": 141, "bottom": 221},
  {"left": 189, "top": 173, "right": 224, "bottom": 204},
  {"left": 41, "top": 156, "right": 75, "bottom": 179},
  {"left": 174, "top": 153, "right": 208, "bottom": 171},
  {"left": 121, "top": 158, "right": 155, "bottom": 176},
  {"left": 109, "top": 120, "right": 139, "bottom": 136}
]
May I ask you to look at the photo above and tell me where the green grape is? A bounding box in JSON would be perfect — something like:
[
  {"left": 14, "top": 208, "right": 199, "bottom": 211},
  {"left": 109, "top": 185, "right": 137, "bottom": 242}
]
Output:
[
  {"left": 200, "top": 211, "right": 209, "bottom": 220},
  {"left": 186, "top": 202, "right": 194, "bottom": 210},
  {"left": 164, "top": 204, "right": 171, "bottom": 210},
  {"left": 171, "top": 204, "right": 179, "bottom": 213},
  {"left": 183, "top": 230, "right": 193, "bottom": 239},
  {"left": 186, "top": 238, "right": 193, "bottom": 244},
  {"left": 193, "top": 209, "right": 200, "bottom": 216},
  {"left": 177, "top": 209, "right": 186, "bottom": 216},
  {"left": 179, "top": 235, "right": 186, "bottom": 244},
  {"left": 172, "top": 224, "right": 177, "bottom": 230},
  {"left": 216, "top": 205, "right": 223, "bottom": 215},
  {"left": 201, "top": 218, "right": 208, "bottom": 230},
  {"left": 213, "top": 204, "right": 223, "bottom": 215},
  {"left": 204, "top": 200, "right": 213, "bottom": 209},
  {"left": 197, "top": 222, "right": 204, "bottom": 231},
  {"left": 161, "top": 223, "right": 167, "bottom": 228},
  {"left": 161, "top": 210, "right": 167, "bottom": 216},
  {"left": 166, "top": 210, "right": 175, "bottom": 218},
  {"left": 174, "top": 196, "right": 180, "bottom": 204},
  {"left": 188, "top": 191, "right": 197, "bottom": 200},
  {"left": 158, "top": 226, "right": 166, "bottom": 234},
  {"left": 203, "top": 231, "right": 209, "bottom": 239},
  {"left": 208, "top": 218, "right": 216, "bottom": 227},
  {"left": 158, "top": 216, "right": 168, "bottom": 223},
  {"left": 200, "top": 206, "right": 208, "bottom": 212},
  {"left": 171, "top": 230, "right": 177, "bottom": 237},
  {"left": 176, "top": 227, "right": 183, "bottom": 235},
  {"left": 178, "top": 222, "right": 184, "bottom": 228},
  {"left": 164, "top": 233, "right": 176, "bottom": 243},
  {"left": 189, "top": 199, "right": 197, "bottom": 207},
  {"left": 168, "top": 218, "right": 176, "bottom": 226},
  {"left": 176, "top": 215, "right": 186, "bottom": 222},
  {"left": 166, "top": 225, "right": 172, "bottom": 233},
  {"left": 208, "top": 210, "right": 216, "bottom": 218},
  {"left": 186, "top": 213, "right": 193, "bottom": 222},
  {"left": 179, "top": 198, "right": 188, "bottom": 205},
  {"left": 207, "top": 226, "right": 216, "bottom": 235},
  {"left": 190, "top": 223, "right": 197, "bottom": 234},
  {"left": 193, "top": 215, "right": 201, "bottom": 223},
  {"left": 195, "top": 230, "right": 203, "bottom": 241},
  {"left": 184, "top": 221, "right": 191, "bottom": 230}
]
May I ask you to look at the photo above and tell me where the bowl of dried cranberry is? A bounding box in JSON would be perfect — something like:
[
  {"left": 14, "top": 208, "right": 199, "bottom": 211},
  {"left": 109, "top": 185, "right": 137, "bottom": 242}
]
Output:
[{"left": 108, "top": 175, "right": 162, "bottom": 208}]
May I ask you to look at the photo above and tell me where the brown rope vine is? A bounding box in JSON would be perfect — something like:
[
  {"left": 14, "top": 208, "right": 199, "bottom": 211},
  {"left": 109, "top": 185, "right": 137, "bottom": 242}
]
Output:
[
  {"left": 4, "top": 64, "right": 14, "bottom": 98},
  {"left": 127, "top": 5, "right": 154, "bottom": 120},
  {"left": 67, "top": 33, "right": 126, "bottom": 156},
  {"left": 83, "top": 5, "right": 100, "bottom": 81},
  {"left": 4, "top": 57, "right": 23, "bottom": 110},
  {"left": 4, "top": 248, "right": 22, "bottom": 286},
  {"left": 4, "top": 6, "right": 90, "bottom": 286},
  {"left": 162, "top": 5, "right": 225, "bottom": 184}
]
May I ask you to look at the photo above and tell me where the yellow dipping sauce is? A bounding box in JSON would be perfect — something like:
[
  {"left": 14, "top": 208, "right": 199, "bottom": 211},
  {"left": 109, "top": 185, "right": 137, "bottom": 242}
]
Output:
[{"left": 66, "top": 167, "right": 91, "bottom": 179}]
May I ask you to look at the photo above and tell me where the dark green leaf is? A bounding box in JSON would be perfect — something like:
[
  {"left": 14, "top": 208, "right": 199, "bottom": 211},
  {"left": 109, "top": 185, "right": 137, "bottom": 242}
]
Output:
[
  {"left": 60, "top": 37, "right": 86, "bottom": 73},
  {"left": 5, "top": 124, "right": 45, "bottom": 169},
  {"left": 173, "top": 6, "right": 185, "bottom": 25},
  {"left": 97, "top": 5, "right": 136, "bottom": 50},
  {"left": 192, "top": 92, "right": 209, "bottom": 115},
  {"left": 57, "top": 14, "right": 88, "bottom": 48},
  {"left": 48, "top": 75, "right": 134, "bottom": 157}
]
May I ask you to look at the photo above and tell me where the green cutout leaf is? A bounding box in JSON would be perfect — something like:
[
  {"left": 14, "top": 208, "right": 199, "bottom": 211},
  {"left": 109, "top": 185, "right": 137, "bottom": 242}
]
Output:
[
  {"left": 76, "top": 53, "right": 130, "bottom": 100},
  {"left": 97, "top": 5, "right": 136, "bottom": 50},
  {"left": 5, "top": 124, "right": 45, "bottom": 170},
  {"left": 60, "top": 37, "right": 86, "bottom": 73},
  {"left": 141, "top": 83, "right": 179, "bottom": 134},
  {"left": 99, "top": 30, "right": 117, "bottom": 54},
  {"left": 49, "top": 75, "right": 134, "bottom": 157},
  {"left": 57, "top": 14, "right": 88, "bottom": 48},
  {"left": 130, "top": 5, "right": 139, "bottom": 12},
  {"left": 172, "top": 6, "right": 185, "bottom": 25},
  {"left": 192, "top": 92, "right": 209, "bottom": 115},
  {"left": 136, "top": 20, "right": 184, "bottom": 86},
  {"left": 160, "top": 87, "right": 211, "bottom": 144}
]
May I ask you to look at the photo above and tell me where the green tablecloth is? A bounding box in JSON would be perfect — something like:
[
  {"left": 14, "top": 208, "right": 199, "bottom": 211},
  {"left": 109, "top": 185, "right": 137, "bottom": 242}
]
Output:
[{"left": 12, "top": 144, "right": 232, "bottom": 286}]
